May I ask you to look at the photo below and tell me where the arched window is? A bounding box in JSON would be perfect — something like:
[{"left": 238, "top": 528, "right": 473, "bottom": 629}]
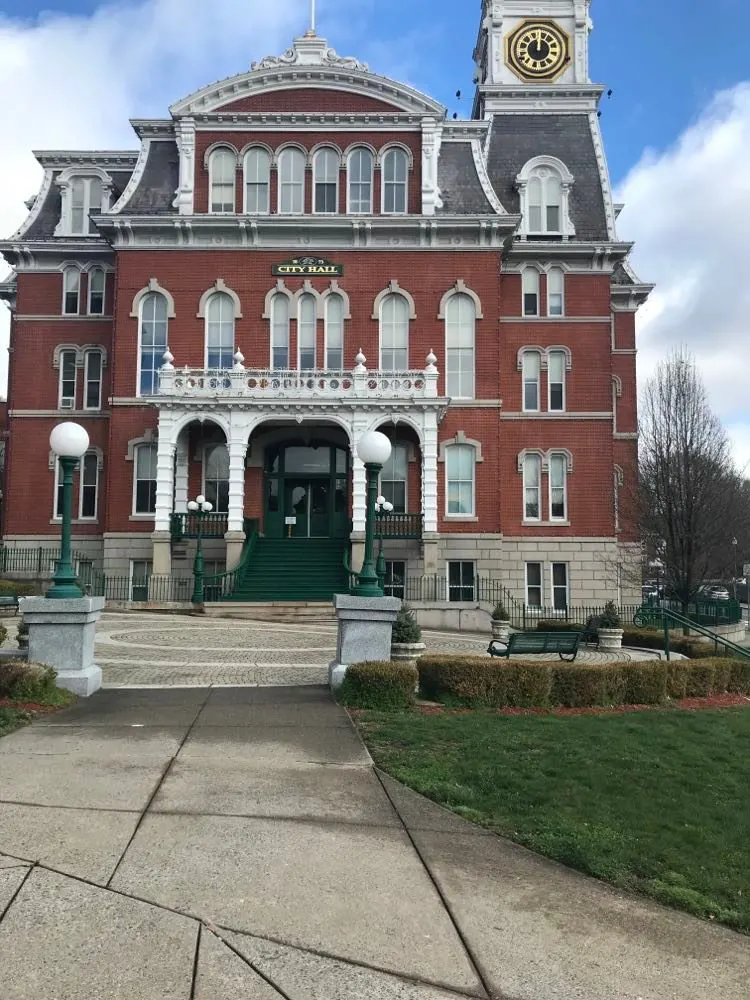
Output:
[
  {"left": 70, "top": 177, "right": 102, "bottom": 235},
  {"left": 381, "top": 444, "right": 408, "bottom": 512},
  {"left": 324, "top": 294, "right": 344, "bottom": 369},
  {"left": 547, "top": 266, "right": 564, "bottom": 316},
  {"left": 445, "top": 293, "right": 475, "bottom": 399},
  {"left": 445, "top": 444, "right": 475, "bottom": 516},
  {"left": 517, "top": 157, "right": 574, "bottom": 237},
  {"left": 382, "top": 148, "right": 408, "bottom": 214},
  {"left": 203, "top": 444, "right": 230, "bottom": 513},
  {"left": 87, "top": 267, "right": 105, "bottom": 315},
  {"left": 523, "top": 453, "right": 542, "bottom": 521},
  {"left": 522, "top": 351, "right": 541, "bottom": 412},
  {"left": 379, "top": 294, "right": 409, "bottom": 370},
  {"left": 139, "top": 292, "right": 169, "bottom": 395},
  {"left": 278, "top": 148, "right": 305, "bottom": 214},
  {"left": 208, "top": 148, "right": 236, "bottom": 213},
  {"left": 313, "top": 148, "right": 339, "bottom": 214},
  {"left": 348, "top": 148, "right": 374, "bottom": 214},
  {"left": 270, "top": 294, "right": 290, "bottom": 369},
  {"left": 205, "top": 293, "right": 235, "bottom": 370},
  {"left": 244, "top": 147, "right": 271, "bottom": 214},
  {"left": 298, "top": 293, "right": 317, "bottom": 370},
  {"left": 522, "top": 269, "right": 540, "bottom": 316},
  {"left": 62, "top": 266, "right": 80, "bottom": 315}
]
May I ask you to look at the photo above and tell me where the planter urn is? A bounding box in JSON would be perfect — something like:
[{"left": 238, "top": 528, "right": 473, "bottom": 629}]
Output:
[
  {"left": 597, "top": 627, "right": 624, "bottom": 651},
  {"left": 491, "top": 619, "right": 511, "bottom": 643},
  {"left": 391, "top": 641, "right": 426, "bottom": 663}
]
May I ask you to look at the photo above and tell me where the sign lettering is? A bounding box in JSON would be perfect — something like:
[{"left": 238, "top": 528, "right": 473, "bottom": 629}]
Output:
[{"left": 272, "top": 256, "right": 344, "bottom": 277}]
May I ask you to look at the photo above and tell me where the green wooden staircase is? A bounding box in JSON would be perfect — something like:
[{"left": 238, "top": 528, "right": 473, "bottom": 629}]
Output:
[{"left": 227, "top": 538, "right": 349, "bottom": 602}]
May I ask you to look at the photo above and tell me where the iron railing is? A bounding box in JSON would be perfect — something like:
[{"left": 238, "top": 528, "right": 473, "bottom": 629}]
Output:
[
  {"left": 659, "top": 607, "right": 750, "bottom": 661},
  {"left": 0, "top": 547, "right": 95, "bottom": 576},
  {"left": 202, "top": 527, "right": 260, "bottom": 601},
  {"left": 86, "top": 574, "right": 193, "bottom": 602},
  {"left": 375, "top": 513, "right": 423, "bottom": 539},
  {"left": 170, "top": 512, "right": 229, "bottom": 541},
  {"left": 633, "top": 598, "right": 743, "bottom": 628}
]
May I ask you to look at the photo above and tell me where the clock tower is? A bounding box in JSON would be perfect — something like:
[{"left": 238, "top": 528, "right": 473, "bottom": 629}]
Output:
[{"left": 474, "top": 0, "right": 593, "bottom": 90}]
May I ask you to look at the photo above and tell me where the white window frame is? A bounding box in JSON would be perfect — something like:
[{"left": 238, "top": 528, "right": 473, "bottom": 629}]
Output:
[
  {"left": 130, "top": 559, "right": 153, "bottom": 601},
  {"left": 384, "top": 560, "right": 406, "bottom": 599},
  {"left": 58, "top": 348, "right": 78, "bottom": 410},
  {"left": 347, "top": 147, "right": 374, "bottom": 214},
  {"left": 445, "top": 444, "right": 475, "bottom": 518},
  {"left": 379, "top": 293, "right": 409, "bottom": 371},
  {"left": 83, "top": 350, "right": 103, "bottom": 411},
  {"left": 202, "top": 444, "right": 230, "bottom": 514},
  {"left": 381, "top": 147, "right": 408, "bottom": 215},
  {"left": 297, "top": 293, "right": 317, "bottom": 370},
  {"left": 523, "top": 453, "right": 542, "bottom": 523},
  {"left": 62, "top": 266, "right": 81, "bottom": 316},
  {"left": 277, "top": 147, "right": 306, "bottom": 215},
  {"left": 548, "top": 452, "right": 568, "bottom": 522},
  {"left": 547, "top": 349, "right": 566, "bottom": 413},
  {"left": 87, "top": 267, "right": 106, "bottom": 315},
  {"left": 447, "top": 560, "right": 477, "bottom": 602},
  {"left": 445, "top": 293, "right": 476, "bottom": 400},
  {"left": 516, "top": 156, "right": 575, "bottom": 239},
  {"left": 324, "top": 293, "right": 345, "bottom": 369},
  {"left": 551, "top": 562, "right": 569, "bottom": 611},
  {"left": 379, "top": 443, "right": 408, "bottom": 513},
  {"left": 132, "top": 443, "right": 158, "bottom": 516},
  {"left": 137, "top": 291, "right": 169, "bottom": 397},
  {"left": 208, "top": 147, "right": 236, "bottom": 214},
  {"left": 547, "top": 266, "right": 565, "bottom": 316},
  {"left": 270, "top": 293, "right": 291, "bottom": 369},
  {"left": 53, "top": 458, "right": 64, "bottom": 520},
  {"left": 78, "top": 452, "right": 99, "bottom": 521},
  {"left": 312, "top": 147, "right": 340, "bottom": 215},
  {"left": 522, "top": 351, "right": 541, "bottom": 413},
  {"left": 525, "top": 561, "right": 543, "bottom": 608},
  {"left": 243, "top": 146, "right": 271, "bottom": 214},
  {"left": 204, "top": 292, "right": 235, "bottom": 370},
  {"left": 69, "top": 176, "right": 103, "bottom": 235},
  {"left": 522, "top": 268, "right": 540, "bottom": 317}
]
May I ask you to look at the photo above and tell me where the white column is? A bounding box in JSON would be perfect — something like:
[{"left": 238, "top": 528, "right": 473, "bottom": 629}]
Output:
[
  {"left": 422, "top": 411, "right": 439, "bottom": 535},
  {"left": 227, "top": 438, "right": 247, "bottom": 534},
  {"left": 174, "top": 436, "right": 189, "bottom": 513},
  {"left": 152, "top": 416, "right": 176, "bottom": 576}
]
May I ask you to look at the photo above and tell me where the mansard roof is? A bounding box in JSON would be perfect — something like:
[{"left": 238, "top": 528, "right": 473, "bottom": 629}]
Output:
[{"left": 168, "top": 33, "right": 446, "bottom": 118}]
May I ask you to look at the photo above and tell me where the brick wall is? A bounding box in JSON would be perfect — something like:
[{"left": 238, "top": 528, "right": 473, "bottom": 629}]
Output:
[{"left": 219, "top": 88, "right": 406, "bottom": 114}]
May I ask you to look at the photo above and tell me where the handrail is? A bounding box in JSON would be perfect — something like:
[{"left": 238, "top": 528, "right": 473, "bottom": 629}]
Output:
[
  {"left": 660, "top": 607, "right": 750, "bottom": 660},
  {"left": 342, "top": 547, "right": 357, "bottom": 594},
  {"left": 203, "top": 529, "right": 258, "bottom": 600}
]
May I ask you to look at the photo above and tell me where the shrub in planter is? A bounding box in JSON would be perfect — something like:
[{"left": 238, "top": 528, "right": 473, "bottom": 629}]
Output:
[
  {"left": 0, "top": 660, "right": 57, "bottom": 701},
  {"left": 599, "top": 601, "right": 623, "bottom": 629},
  {"left": 391, "top": 604, "right": 422, "bottom": 643},
  {"left": 491, "top": 600, "right": 509, "bottom": 621},
  {"left": 621, "top": 662, "right": 668, "bottom": 705},
  {"left": 490, "top": 601, "right": 511, "bottom": 641},
  {"left": 338, "top": 661, "right": 417, "bottom": 711},
  {"left": 551, "top": 663, "right": 626, "bottom": 708}
]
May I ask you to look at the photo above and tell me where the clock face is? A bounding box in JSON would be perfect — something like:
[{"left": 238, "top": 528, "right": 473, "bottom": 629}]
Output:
[{"left": 506, "top": 21, "right": 569, "bottom": 82}]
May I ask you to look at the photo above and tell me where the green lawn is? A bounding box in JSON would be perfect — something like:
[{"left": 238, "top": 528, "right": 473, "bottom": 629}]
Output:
[{"left": 356, "top": 708, "right": 750, "bottom": 933}]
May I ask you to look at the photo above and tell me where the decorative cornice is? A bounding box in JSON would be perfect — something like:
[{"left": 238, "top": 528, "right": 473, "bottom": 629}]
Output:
[
  {"left": 251, "top": 36, "right": 370, "bottom": 73},
  {"left": 470, "top": 138, "right": 505, "bottom": 215},
  {"left": 9, "top": 169, "right": 54, "bottom": 241},
  {"left": 33, "top": 151, "right": 139, "bottom": 169},
  {"left": 190, "top": 113, "right": 424, "bottom": 131},
  {"left": 110, "top": 140, "right": 152, "bottom": 215}
]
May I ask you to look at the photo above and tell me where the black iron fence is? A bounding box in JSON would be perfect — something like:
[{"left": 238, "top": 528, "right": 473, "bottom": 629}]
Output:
[
  {"left": 86, "top": 575, "right": 194, "bottom": 603},
  {"left": 0, "top": 547, "right": 94, "bottom": 576}
]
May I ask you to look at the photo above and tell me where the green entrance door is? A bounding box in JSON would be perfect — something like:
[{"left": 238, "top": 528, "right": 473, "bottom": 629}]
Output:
[
  {"left": 265, "top": 443, "right": 350, "bottom": 540},
  {"left": 284, "top": 480, "right": 330, "bottom": 538}
]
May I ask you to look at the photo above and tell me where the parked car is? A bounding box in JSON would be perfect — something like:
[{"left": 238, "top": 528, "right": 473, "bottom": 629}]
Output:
[{"left": 702, "top": 586, "right": 730, "bottom": 601}]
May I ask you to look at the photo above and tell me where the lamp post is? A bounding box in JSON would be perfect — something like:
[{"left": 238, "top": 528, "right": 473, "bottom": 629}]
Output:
[
  {"left": 187, "top": 494, "right": 213, "bottom": 608},
  {"left": 375, "top": 496, "right": 394, "bottom": 590},
  {"left": 353, "top": 431, "right": 392, "bottom": 597},
  {"left": 47, "top": 422, "right": 90, "bottom": 599},
  {"left": 732, "top": 537, "right": 738, "bottom": 601}
]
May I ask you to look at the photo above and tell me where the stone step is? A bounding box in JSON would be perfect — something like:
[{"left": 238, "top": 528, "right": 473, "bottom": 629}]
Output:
[{"left": 204, "top": 601, "right": 337, "bottom": 623}]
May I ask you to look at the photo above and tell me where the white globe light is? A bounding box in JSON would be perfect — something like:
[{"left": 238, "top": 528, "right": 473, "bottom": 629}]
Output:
[
  {"left": 49, "top": 422, "right": 89, "bottom": 458},
  {"left": 196, "top": 495, "right": 206, "bottom": 506},
  {"left": 376, "top": 495, "right": 386, "bottom": 506},
  {"left": 187, "top": 501, "right": 199, "bottom": 512},
  {"left": 203, "top": 501, "right": 213, "bottom": 512},
  {"left": 383, "top": 501, "right": 394, "bottom": 513},
  {"left": 357, "top": 431, "right": 392, "bottom": 466}
]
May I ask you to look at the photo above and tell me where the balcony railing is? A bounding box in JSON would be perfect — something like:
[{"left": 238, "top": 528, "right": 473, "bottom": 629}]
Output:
[
  {"left": 170, "top": 512, "right": 228, "bottom": 541},
  {"left": 375, "top": 513, "right": 423, "bottom": 539}
]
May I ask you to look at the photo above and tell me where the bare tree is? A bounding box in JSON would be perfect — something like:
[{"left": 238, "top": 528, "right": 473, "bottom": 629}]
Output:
[{"left": 639, "top": 349, "right": 743, "bottom": 608}]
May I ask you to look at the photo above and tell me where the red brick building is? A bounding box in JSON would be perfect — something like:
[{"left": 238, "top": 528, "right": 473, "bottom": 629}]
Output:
[{"left": 0, "top": 0, "right": 651, "bottom": 606}]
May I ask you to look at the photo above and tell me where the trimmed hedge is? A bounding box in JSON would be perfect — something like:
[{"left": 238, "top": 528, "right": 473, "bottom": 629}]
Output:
[
  {"left": 338, "top": 661, "right": 417, "bottom": 711},
  {"left": 0, "top": 581, "right": 38, "bottom": 597},
  {"left": 0, "top": 660, "right": 57, "bottom": 701},
  {"left": 0, "top": 623, "right": 7, "bottom": 647},
  {"left": 534, "top": 620, "right": 739, "bottom": 661},
  {"left": 416, "top": 655, "right": 747, "bottom": 710}
]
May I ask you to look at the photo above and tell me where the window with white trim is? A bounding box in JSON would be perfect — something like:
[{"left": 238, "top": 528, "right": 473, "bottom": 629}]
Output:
[
  {"left": 62, "top": 267, "right": 80, "bottom": 315},
  {"left": 53, "top": 459, "right": 64, "bottom": 519},
  {"left": 523, "top": 453, "right": 542, "bottom": 521},
  {"left": 379, "top": 293, "right": 409, "bottom": 370},
  {"left": 522, "top": 269, "right": 540, "bottom": 316},
  {"left": 58, "top": 349, "right": 77, "bottom": 409},
  {"left": 278, "top": 148, "right": 305, "bottom": 214},
  {"left": 548, "top": 350, "right": 566, "bottom": 412},
  {"left": 206, "top": 293, "right": 235, "bottom": 369},
  {"left": 551, "top": 563, "right": 568, "bottom": 611},
  {"left": 547, "top": 267, "right": 564, "bottom": 316},
  {"left": 79, "top": 452, "right": 99, "bottom": 519},
  {"left": 549, "top": 453, "right": 568, "bottom": 521},
  {"left": 348, "top": 148, "right": 374, "bottom": 214},
  {"left": 244, "top": 147, "right": 270, "bottom": 214},
  {"left": 382, "top": 148, "right": 408, "bottom": 214},
  {"left": 133, "top": 444, "right": 157, "bottom": 515},
  {"left": 384, "top": 560, "right": 406, "bottom": 599},
  {"left": 270, "top": 294, "right": 290, "bottom": 369},
  {"left": 203, "top": 444, "right": 229, "bottom": 513},
  {"left": 313, "top": 148, "right": 339, "bottom": 214},
  {"left": 70, "top": 177, "right": 102, "bottom": 235},
  {"left": 324, "top": 293, "right": 344, "bottom": 369},
  {"left": 528, "top": 169, "right": 562, "bottom": 234},
  {"left": 138, "top": 292, "right": 169, "bottom": 395},
  {"left": 298, "top": 293, "right": 317, "bottom": 370},
  {"left": 88, "top": 267, "right": 105, "bottom": 315},
  {"left": 448, "top": 561, "right": 475, "bottom": 602},
  {"left": 445, "top": 293, "right": 475, "bottom": 399},
  {"left": 526, "top": 562, "right": 543, "bottom": 608},
  {"left": 380, "top": 444, "right": 408, "bottom": 513},
  {"left": 131, "top": 560, "right": 152, "bottom": 601},
  {"left": 84, "top": 350, "right": 102, "bottom": 410},
  {"left": 446, "top": 444, "right": 475, "bottom": 516},
  {"left": 209, "top": 148, "right": 236, "bottom": 213},
  {"left": 522, "top": 351, "right": 541, "bottom": 411}
]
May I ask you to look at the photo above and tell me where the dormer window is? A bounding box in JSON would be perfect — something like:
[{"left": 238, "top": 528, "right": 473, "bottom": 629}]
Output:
[
  {"left": 516, "top": 156, "right": 575, "bottom": 239},
  {"left": 55, "top": 170, "right": 111, "bottom": 237}
]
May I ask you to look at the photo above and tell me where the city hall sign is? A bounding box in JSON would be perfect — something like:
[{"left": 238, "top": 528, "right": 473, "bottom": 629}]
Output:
[{"left": 272, "top": 257, "right": 344, "bottom": 277}]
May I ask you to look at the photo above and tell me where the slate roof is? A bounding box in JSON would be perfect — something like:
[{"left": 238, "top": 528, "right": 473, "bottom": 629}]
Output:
[
  {"left": 123, "top": 141, "right": 179, "bottom": 215},
  {"left": 21, "top": 165, "right": 136, "bottom": 240},
  {"left": 436, "top": 142, "right": 496, "bottom": 215},
  {"left": 485, "top": 114, "right": 609, "bottom": 241},
  {"left": 611, "top": 263, "right": 634, "bottom": 285}
]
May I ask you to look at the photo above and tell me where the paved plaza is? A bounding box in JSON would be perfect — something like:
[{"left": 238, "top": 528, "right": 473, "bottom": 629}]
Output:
[{"left": 0, "top": 685, "right": 747, "bottom": 1000}]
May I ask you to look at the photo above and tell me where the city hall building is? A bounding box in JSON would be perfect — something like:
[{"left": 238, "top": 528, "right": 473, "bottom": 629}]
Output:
[{"left": 0, "top": 0, "right": 651, "bottom": 607}]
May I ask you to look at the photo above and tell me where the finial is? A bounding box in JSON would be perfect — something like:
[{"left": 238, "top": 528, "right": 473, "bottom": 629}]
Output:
[
  {"left": 162, "top": 348, "right": 174, "bottom": 370},
  {"left": 354, "top": 349, "right": 367, "bottom": 374},
  {"left": 425, "top": 350, "right": 438, "bottom": 372},
  {"left": 233, "top": 348, "right": 245, "bottom": 370}
]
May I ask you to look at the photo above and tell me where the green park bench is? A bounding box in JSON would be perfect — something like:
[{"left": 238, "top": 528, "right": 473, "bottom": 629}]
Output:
[{"left": 487, "top": 630, "right": 583, "bottom": 663}]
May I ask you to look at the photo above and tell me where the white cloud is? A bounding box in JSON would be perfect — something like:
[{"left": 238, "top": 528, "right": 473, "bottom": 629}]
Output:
[{"left": 617, "top": 83, "right": 750, "bottom": 470}]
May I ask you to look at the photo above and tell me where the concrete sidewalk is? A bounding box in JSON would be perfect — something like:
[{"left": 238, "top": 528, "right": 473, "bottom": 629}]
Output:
[{"left": 0, "top": 687, "right": 746, "bottom": 999}]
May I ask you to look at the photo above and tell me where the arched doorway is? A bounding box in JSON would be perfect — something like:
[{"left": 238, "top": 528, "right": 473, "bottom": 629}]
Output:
[{"left": 264, "top": 440, "right": 349, "bottom": 539}]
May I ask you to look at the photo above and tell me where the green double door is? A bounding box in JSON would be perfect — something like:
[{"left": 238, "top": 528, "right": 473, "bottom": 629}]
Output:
[
  {"left": 265, "top": 444, "right": 350, "bottom": 540},
  {"left": 284, "top": 479, "right": 330, "bottom": 538}
]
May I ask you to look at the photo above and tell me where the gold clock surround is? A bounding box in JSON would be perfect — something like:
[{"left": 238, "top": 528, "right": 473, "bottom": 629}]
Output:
[{"left": 505, "top": 20, "right": 570, "bottom": 83}]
